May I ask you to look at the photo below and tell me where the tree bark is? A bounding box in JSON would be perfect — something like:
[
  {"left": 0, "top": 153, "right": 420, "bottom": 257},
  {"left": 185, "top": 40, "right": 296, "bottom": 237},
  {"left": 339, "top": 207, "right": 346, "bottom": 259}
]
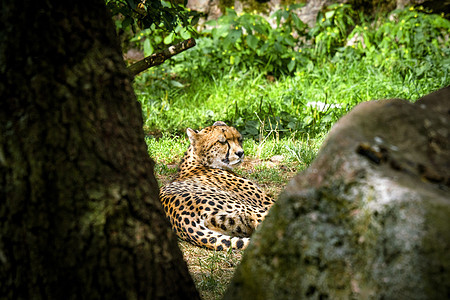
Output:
[{"left": 0, "top": 1, "right": 200, "bottom": 299}]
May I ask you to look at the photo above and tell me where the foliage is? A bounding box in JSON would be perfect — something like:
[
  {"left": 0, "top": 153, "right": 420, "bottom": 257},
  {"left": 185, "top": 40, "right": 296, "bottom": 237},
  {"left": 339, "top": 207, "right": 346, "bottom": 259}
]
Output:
[
  {"left": 346, "top": 5, "right": 450, "bottom": 64},
  {"left": 166, "top": 3, "right": 310, "bottom": 77},
  {"left": 130, "top": 23, "right": 194, "bottom": 56},
  {"left": 310, "top": 3, "right": 361, "bottom": 57},
  {"left": 107, "top": 0, "right": 193, "bottom": 31},
  {"left": 205, "top": 4, "right": 309, "bottom": 75},
  {"left": 132, "top": 5, "right": 449, "bottom": 141},
  {"left": 107, "top": 0, "right": 200, "bottom": 56}
]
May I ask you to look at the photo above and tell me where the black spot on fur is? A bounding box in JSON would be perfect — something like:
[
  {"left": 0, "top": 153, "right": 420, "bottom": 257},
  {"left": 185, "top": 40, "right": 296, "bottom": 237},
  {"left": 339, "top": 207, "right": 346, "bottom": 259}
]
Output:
[
  {"left": 222, "top": 239, "right": 231, "bottom": 247},
  {"left": 236, "top": 239, "right": 244, "bottom": 249}
]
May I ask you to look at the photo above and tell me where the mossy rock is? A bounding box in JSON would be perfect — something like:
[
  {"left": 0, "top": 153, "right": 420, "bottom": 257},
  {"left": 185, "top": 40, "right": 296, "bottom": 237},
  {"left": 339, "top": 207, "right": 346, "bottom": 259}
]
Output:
[{"left": 224, "top": 87, "right": 450, "bottom": 299}]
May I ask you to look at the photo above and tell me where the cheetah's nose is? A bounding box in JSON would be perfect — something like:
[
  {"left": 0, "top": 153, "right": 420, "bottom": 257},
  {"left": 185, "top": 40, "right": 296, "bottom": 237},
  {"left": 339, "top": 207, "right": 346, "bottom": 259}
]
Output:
[{"left": 236, "top": 151, "right": 244, "bottom": 158}]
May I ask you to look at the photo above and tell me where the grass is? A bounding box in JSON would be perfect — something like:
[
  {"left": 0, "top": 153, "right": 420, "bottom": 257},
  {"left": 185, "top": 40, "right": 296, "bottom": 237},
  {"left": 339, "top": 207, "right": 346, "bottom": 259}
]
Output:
[
  {"left": 135, "top": 56, "right": 449, "bottom": 137},
  {"left": 179, "top": 241, "right": 243, "bottom": 300}
]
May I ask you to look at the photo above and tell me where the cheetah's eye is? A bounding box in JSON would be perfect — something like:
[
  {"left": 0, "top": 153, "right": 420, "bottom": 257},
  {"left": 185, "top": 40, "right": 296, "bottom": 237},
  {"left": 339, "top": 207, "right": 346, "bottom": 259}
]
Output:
[{"left": 218, "top": 136, "right": 227, "bottom": 144}]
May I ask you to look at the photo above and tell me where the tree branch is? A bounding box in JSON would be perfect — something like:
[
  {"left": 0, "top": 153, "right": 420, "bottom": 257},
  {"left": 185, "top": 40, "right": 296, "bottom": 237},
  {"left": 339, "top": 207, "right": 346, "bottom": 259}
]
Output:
[{"left": 128, "top": 38, "right": 196, "bottom": 77}]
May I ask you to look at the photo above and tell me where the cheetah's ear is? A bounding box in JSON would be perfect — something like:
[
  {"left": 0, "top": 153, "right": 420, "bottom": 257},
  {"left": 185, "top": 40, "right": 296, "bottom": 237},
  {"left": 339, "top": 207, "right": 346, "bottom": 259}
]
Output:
[
  {"left": 213, "top": 121, "right": 227, "bottom": 126},
  {"left": 186, "top": 128, "right": 198, "bottom": 144}
]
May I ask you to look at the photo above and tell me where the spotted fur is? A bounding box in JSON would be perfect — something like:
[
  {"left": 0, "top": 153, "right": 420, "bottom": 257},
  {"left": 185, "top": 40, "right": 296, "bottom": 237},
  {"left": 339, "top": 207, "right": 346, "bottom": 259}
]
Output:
[{"left": 159, "top": 121, "right": 275, "bottom": 250}]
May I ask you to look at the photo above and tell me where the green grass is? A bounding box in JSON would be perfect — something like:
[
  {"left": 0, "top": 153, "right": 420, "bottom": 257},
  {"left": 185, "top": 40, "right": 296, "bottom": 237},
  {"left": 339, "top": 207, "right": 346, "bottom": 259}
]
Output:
[
  {"left": 145, "top": 135, "right": 188, "bottom": 163},
  {"left": 179, "top": 241, "right": 243, "bottom": 300},
  {"left": 136, "top": 56, "right": 449, "bottom": 138}
]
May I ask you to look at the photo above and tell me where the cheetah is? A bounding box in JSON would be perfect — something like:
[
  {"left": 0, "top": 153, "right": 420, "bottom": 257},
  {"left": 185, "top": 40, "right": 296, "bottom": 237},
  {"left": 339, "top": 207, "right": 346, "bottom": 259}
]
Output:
[{"left": 159, "top": 121, "right": 275, "bottom": 250}]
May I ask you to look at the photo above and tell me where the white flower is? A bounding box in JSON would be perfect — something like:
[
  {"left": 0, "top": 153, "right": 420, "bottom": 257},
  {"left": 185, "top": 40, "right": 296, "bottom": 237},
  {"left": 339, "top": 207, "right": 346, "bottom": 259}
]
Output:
[{"left": 306, "top": 101, "right": 341, "bottom": 111}]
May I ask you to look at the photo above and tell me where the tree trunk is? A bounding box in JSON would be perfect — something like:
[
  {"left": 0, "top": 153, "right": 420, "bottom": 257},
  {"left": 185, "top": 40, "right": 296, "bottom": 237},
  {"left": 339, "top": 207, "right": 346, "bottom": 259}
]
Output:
[{"left": 0, "top": 1, "right": 200, "bottom": 299}]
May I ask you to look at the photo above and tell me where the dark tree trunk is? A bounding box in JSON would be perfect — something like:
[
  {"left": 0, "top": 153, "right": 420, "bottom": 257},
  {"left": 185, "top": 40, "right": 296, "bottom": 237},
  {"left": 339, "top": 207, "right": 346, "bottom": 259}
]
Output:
[{"left": 0, "top": 1, "right": 200, "bottom": 299}]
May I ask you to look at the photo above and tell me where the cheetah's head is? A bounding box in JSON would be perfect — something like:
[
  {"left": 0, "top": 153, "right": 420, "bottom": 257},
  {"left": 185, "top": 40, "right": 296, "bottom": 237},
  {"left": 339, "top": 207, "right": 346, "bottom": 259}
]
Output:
[{"left": 186, "top": 121, "right": 244, "bottom": 170}]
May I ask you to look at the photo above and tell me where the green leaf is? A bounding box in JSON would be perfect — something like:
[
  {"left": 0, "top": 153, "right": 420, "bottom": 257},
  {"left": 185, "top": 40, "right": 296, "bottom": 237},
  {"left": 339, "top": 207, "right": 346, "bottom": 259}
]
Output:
[
  {"left": 257, "top": 42, "right": 269, "bottom": 55},
  {"left": 180, "top": 28, "right": 191, "bottom": 39},
  {"left": 254, "top": 23, "right": 269, "bottom": 35},
  {"left": 325, "top": 10, "right": 335, "bottom": 20},
  {"left": 224, "top": 29, "right": 242, "bottom": 48},
  {"left": 287, "top": 59, "right": 295, "bottom": 72},
  {"left": 303, "top": 115, "right": 314, "bottom": 125},
  {"left": 143, "top": 39, "right": 153, "bottom": 56},
  {"left": 154, "top": 35, "right": 163, "bottom": 44},
  {"left": 170, "top": 80, "right": 184, "bottom": 88},
  {"left": 234, "top": 55, "right": 241, "bottom": 66},
  {"left": 164, "top": 32, "right": 174, "bottom": 44},
  {"left": 246, "top": 35, "right": 258, "bottom": 50},
  {"left": 322, "top": 114, "right": 333, "bottom": 123},
  {"left": 284, "top": 36, "right": 295, "bottom": 47},
  {"left": 191, "top": 14, "right": 201, "bottom": 26}
]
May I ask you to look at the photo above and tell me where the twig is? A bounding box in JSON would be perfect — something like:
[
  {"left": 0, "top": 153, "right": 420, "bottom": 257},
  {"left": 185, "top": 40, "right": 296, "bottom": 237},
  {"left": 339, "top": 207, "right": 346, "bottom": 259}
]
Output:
[{"left": 128, "top": 38, "right": 196, "bottom": 77}]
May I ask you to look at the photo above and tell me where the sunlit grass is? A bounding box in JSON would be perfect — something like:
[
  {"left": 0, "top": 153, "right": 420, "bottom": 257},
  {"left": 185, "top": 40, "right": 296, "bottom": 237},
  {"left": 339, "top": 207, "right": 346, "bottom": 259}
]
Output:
[{"left": 136, "top": 55, "right": 449, "bottom": 137}]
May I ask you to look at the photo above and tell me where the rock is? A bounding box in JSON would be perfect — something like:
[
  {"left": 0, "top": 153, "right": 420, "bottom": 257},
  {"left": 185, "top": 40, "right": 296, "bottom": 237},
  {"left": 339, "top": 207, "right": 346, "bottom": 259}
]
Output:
[
  {"left": 298, "top": 0, "right": 332, "bottom": 28},
  {"left": 187, "top": 0, "right": 222, "bottom": 20},
  {"left": 224, "top": 86, "right": 450, "bottom": 299},
  {"left": 186, "top": 1, "right": 448, "bottom": 27}
]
